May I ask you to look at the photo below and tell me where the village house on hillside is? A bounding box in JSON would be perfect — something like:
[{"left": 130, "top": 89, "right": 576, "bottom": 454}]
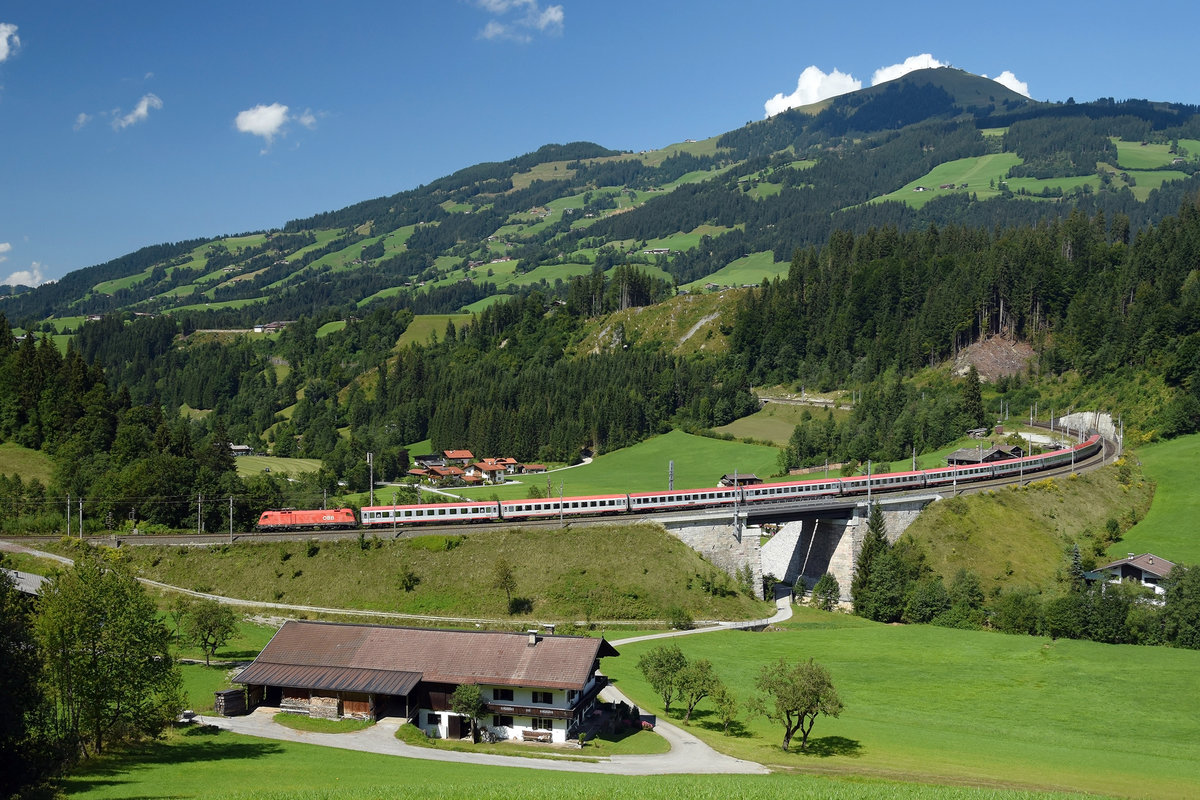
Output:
[
  {"left": 1087, "top": 553, "right": 1175, "bottom": 596},
  {"left": 234, "top": 621, "right": 617, "bottom": 743}
]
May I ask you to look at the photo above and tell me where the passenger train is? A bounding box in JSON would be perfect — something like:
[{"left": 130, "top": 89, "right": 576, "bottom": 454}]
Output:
[{"left": 256, "top": 435, "right": 1102, "bottom": 531}]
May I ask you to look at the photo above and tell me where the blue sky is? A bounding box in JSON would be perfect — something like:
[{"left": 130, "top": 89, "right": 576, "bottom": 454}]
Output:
[{"left": 2, "top": 0, "right": 1198, "bottom": 286}]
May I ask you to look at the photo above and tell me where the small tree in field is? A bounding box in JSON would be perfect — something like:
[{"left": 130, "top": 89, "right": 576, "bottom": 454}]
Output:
[
  {"left": 636, "top": 643, "right": 687, "bottom": 713},
  {"left": 750, "top": 658, "right": 842, "bottom": 751},
  {"left": 183, "top": 598, "right": 238, "bottom": 666},
  {"left": 676, "top": 658, "right": 721, "bottom": 723}
]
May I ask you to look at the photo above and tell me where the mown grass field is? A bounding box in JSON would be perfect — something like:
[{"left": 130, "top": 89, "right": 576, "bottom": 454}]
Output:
[
  {"left": 234, "top": 455, "right": 322, "bottom": 477},
  {"left": 606, "top": 609, "right": 1200, "bottom": 798},
  {"left": 682, "top": 251, "right": 785, "bottom": 290},
  {"left": 871, "top": 153, "right": 1021, "bottom": 208},
  {"left": 393, "top": 314, "right": 472, "bottom": 349},
  {"left": 1117, "top": 434, "right": 1200, "bottom": 564},
  {"left": 0, "top": 441, "right": 55, "bottom": 483},
  {"left": 112, "top": 523, "right": 770, "bottom": 622},
  {"left": 63, "top": 724, "right": 1108, "bottom": 800},
  {"left": 454, "top": 429, "right": 780, "bottom": 501},
  {"left": 714, "top": 402, "right": 850, "bottom": 446}
]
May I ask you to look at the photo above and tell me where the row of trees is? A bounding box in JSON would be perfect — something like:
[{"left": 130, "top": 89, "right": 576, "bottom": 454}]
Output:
[
  {"left": 1, "top": 551, "right": 185, "bottom": 797},
  {"left": 636, "top": 643, "right": 842, "bottom": 752}
]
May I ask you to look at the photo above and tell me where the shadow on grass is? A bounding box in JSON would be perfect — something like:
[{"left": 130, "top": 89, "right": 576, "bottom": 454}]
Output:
[
  {"left": 799, "top": 735, "right": 863, "bottom": 758},
  {"left": 62, "top": 727, "right": 282, "bottom": 796}
]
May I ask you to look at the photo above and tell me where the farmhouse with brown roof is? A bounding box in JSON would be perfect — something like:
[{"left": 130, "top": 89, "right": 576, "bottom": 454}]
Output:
[{"left": 235, "top": 620, "right": 617, "bottom": 743}]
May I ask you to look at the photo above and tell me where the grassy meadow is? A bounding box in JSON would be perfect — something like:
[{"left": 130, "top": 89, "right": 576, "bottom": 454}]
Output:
[
  {"left": 1117, "top": 434, "right": 1200, "bottom": 564},
  {"left": 453, "top": 429, "right": 780, "bottom": 501},
  {"left": 715, "top": 402, "right": 849, "bottom": 446},
  {"left": 682, "top": 251, "right": 786, "bottom": 290},
  {"left": 234, "top": 455, "right": 322, "bottom": 477},
  {"left": 110, "top": 523, "right": 771, "bottom": 622},
  {"left": 62, "top": 725, "right": 1110, "bottom": 800},
  {"left": 0, "top": 441, "right": 55, "bottom": 483},
  {"left": 903, "top": 460, "right": 1154, "bottom": 589},
  {"left": 606, "top": 608, "right": 1200, "bottom": 798}
]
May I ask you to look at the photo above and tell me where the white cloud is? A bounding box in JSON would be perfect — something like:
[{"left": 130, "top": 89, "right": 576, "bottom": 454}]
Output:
[
  {"left": 871, "top": 54, "right": 946, "bottom": 86},
  {"left": 765, "top": 65, "right": 861, "bottom": 117},
  {"left": 235, "top": 102, "right": 319, "bottom": 151},
  {"left": 0, "top": 242, "right": 10, "bottom": 262},
  {"left": 74, "top": 112, "right": 92, "bottom": 131},
  {"left": 112, "top": 93, "right": 163, "bottom": 130},
  {"left": 236, "top": 102, "right": 290, "bottom": 142},
  {"left": 992, "top": 70, "right": 1031, "bottom": 98},
  {"left": 474, "top": 0, "right": 563, "bottom": 42},
  {"left": 0, "top": 23, "right": 19, "bottom": 62},
  {"left": 4, "top": 262, "right": 46, "bottom": 288}
]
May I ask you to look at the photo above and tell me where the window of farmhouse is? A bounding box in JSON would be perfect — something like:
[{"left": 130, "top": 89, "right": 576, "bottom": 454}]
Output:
[
  {"left": 531, "top": 717, "right": 553, "bottom": 731},
  {"left": 493, "top": 688, "right": 514, "bottom": 701},
  {"left": 531, "top": 690, "right": 553, "bottom": 704},
  {"left": 493, "top": 714, "right": 513, "bottom": 728}
]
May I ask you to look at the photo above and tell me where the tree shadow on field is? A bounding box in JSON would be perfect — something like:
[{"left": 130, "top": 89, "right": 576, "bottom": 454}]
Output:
[
  {"left": 800, "top": 735, "right": 863, "bottom": 758},
  {"left": 62, "top": 727, "right": 283, "bottom": 795}
]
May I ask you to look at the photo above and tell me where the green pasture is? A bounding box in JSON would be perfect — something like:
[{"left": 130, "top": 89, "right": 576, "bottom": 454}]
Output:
[
  {"left": 714, "top": 402, "right": 849, "bottom": 447},
  {"left": 1118, "top": 434, "right": 1200, "bottom": 564},
  {"left": 683, "top": 251, "right": 785, "bottom": 290},
  {"left": 461, "top": 294, "right": 507, "bottom": 313},
  {"left": 455, "top": 429, "right": 780, "bottom": 501},
  {"left": 0, "top": 441, "right": 55, "bottom": 483},
  {"left": 746, "top": 181, "right": 782, "bottom": 199},
  {"left": 1004, "top": 174, "right": 1101, "bottom": 198},
  {"left": 1113, "top": 139, "right": 1181, "bottom": 170},
  {"left": 510, "top": 158, "right": 579, "bottom": 190},
  {"left": 394, "top": 314, "right": 473, "bottom": 349},
  {"left": 315, "top": 320, "right": 346, "bottom": 338},
  {"left": 871, "top": 153, "right": 1021, "bottom": 209},
  {"left": 62, "top": 725, "right": 1106, "bottom": 800},
  {"left": 169, "top": 297, "right": 262, "bottom": 314},
  {"left": 234, "top": 455, "right": 322, "bottom": 477},
  {"left": 607, "top": 609, "right": 1200, "bottom": 798},
  {"left": 1123, "top": 169, "right": 1190, "bottom": 201},
  {"left": 643, "top": 224, "right": 735, "bottom": 254}
]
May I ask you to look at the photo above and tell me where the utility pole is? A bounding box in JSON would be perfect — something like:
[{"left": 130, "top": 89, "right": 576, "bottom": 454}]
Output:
[
  {"left": 78, "top": 498, "right": 83, "bottom": 539},
  {"left": 393, "top": 491, "right": 398, "bottom": 537},
  {"left": 866, "top": 460, "right": 872, "bottom": 506},
  {"left": 229, "top": 496, "right": 234, "bottom": 544},
  {"left": 367, "top": 453, "right": 374, "bottom": 507},
  {"left": 198, "top": 494, "right": 203, "bottom": 536},
  {"left": 66, "top": 494, "right": 70, "bottom": 538},
  {"left": 559, "top": 482, "right": 564, "bottom": 524},
  {"left": 668, "top": 460, "right": 674, "bottom": 492}
]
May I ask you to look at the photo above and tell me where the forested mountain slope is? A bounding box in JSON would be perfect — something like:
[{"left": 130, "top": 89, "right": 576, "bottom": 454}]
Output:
[{"left": 4, "top": 69, "right": 1199, "bottom": 330}]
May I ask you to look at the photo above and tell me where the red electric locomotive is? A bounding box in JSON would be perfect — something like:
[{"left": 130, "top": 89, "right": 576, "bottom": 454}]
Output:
[{"left": 255, "top": 507, "right": 358, "bottom": 531}]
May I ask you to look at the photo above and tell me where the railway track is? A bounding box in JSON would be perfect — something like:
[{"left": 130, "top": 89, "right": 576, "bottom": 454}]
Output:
[{"left": 7, "top": 431, "right": 1114, "bottom": 549}]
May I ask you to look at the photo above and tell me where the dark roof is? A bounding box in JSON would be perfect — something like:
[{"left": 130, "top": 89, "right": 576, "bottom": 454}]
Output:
[
  {"left": 236, "top": 621, "right": 617, "bottom": 693},
  {"left": 1096, "top": 553, "right": 1175, "bottom": 579}
]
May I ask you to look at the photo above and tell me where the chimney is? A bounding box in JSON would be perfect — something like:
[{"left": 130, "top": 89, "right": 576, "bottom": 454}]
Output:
[{"left": 527, "top": 630, "right": 539, "bottom": 646}]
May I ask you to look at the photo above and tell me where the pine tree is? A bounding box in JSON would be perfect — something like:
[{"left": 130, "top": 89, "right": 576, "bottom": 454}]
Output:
[
  {"left": 962, "top": 364, "right": 985, "bottom": 429},
  {"left": 851, "top": 503, "right": 889, "bottom": 618}
]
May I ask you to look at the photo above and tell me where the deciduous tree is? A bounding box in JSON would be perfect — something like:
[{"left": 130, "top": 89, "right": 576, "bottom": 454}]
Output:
[
  {"left": 183, "top": 598, "right": 238, "bottom": 666},
  {"left": 676, "top": 658, "right": 721, "bottom": 723},
  {"left": 449, "top": 683, "right": 485, "bottom": 743},
  {"left": 636, "top": 643, "right": 687, "bottom": 713},
  {"left": 35, "top": 553, "right": 182, "bottom": 755},
  {"left": 750, "top": 657, "right": 842, "bottom": 752}
]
